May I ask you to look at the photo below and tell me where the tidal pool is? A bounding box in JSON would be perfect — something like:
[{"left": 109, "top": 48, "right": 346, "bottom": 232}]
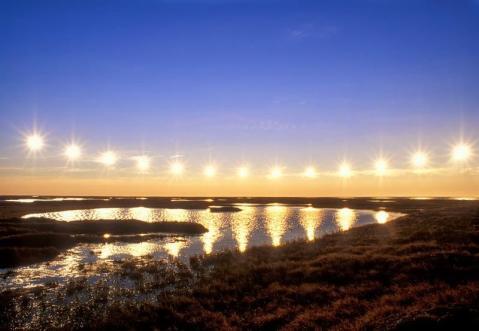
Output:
[{"left": 3, "top": 205, "right": 403, "bottom": 288}]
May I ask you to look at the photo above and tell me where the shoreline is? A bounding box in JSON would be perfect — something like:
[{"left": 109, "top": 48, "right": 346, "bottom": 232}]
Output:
[{"left": 1, "top": 196, "right": 477, "bottom": 219}]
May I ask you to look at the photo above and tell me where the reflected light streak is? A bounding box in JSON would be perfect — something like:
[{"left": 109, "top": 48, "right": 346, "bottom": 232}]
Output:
[
  {"left": 127, "top": 242, "right": 157, "bottom": 257},
  {"left": 300, "top": 207, "right": 322, "bottom": 241},
  {"left": 164, "top": 208, "right": 190, "bottom": 222},
  {"left": 10, "top": 199, "right": 37, "bottom": 203},
  {"left": 60, "top": 210, "right": 79, "bottom": 222},
  {"left": 95, "top": 208, "right": 116, "bottom": 220},
  {"left": 100, "top": 242, "right": 157, "bottom": 258},
  {"left": 231, "top": 206, "right": 254, "bottom": 252},
  {"left": 201, "top": 215, "right": 221, "bottom": 254},
  {"left": 129, "top": 207, "right": 153, "bottom": 222},
  {"left": 336, "top": 208, "right": 356, "bottom": 231},
  {"left": 164, "top": 240, "right": 186, "bottom": 257},
  {"left": 265, "top": 204, "right": 287, "bottom": 246},
  {"left": 374, "top": 210, "right": 389, "bottom": 224}
]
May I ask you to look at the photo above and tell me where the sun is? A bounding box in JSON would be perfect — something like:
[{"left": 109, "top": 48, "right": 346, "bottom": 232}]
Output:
[
  {"left": 25, "top": 133, "right": 45, "bottom": 152},
  {"left": 99, "top": 151, "right": 117, "bottom": 167},
  {"left": 238, "top": 166, "right": 249, "bottom": 178},
  {"left": 411, "top": 151, "right": 428, "bottom": 168},
  {"left": 339, "top": 162, "right": 352, "bottom": 178},
  {"left": 451, "top": 143, "right": 472, "bottom": 162},
  {"left": 64, "top": 143, "right": 82, "bottom": 161},
  {"left": 204, "top": 164, "right": 216, "bottom": 177}
]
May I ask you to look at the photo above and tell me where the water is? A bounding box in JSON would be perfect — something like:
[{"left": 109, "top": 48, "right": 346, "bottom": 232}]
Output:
[
  {"left": 22, "top": 205, "right": 400, "bottom": 251},
  {"left": 3, "top": 205, "right": 402, "bottom": 288},
  {"left": 3, "top": 197, "right": 110, "bottom": 203}
]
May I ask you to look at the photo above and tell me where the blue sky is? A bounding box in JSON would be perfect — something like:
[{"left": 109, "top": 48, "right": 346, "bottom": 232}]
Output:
[{"left": 1, "top": 0, "right": 478, "bottom": 173}]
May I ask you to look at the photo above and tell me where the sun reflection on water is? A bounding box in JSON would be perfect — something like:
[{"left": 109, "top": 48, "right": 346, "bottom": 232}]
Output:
[
  {"left": 265, "top": 204, "right": 288, "bottom": 246},
  {"left": 374, "top": 210, "right": 389, "bottom": 224},
  {"left": 300, "top": 207, "right": 323, "bottom": 241},
  {"left": 164, "top": 240, "right": 186, "bottom": 257},
  {"left": 200, "top": 214, "right": 221, "bottom": 254},
  {"left": 61, "top": 210, "right": 81, "bottom": 222},
  {"left": 95, "top": 208, "right": 117, "bottom": 220},
  {"left": 335, "top": 208, "right": 356, "bottom": 231},
  {"left": 231, "top": 206, "right": 255, "bottom": 252},
  {"left": 100, "top": 241, "right": 158, "bottom": 258},
  {"left": 164, "top": 208, "right": 190, "bottom": 222},
  {"left": 129, "top": 207, "right": 153, "bottom": 222}
]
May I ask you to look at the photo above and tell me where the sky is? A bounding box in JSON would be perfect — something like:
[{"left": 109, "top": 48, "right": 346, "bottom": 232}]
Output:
[{"left": 0, "top": 0, "right": 478, "bottom": 196}]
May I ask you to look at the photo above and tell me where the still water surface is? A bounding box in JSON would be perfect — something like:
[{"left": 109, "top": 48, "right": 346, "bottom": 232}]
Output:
[
  {"left": 4, "top": 205, "right": 402, "bottom": 288},
  {"left": 23, "top": 205, "right": 400, "bottom": 253}
]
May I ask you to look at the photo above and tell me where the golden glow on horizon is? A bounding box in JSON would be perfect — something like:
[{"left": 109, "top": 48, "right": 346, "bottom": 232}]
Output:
[
  {"left": 25, "top": 134, "right": 45, "bottom": 152},
  {"left": 374, "top": 158, "right": 388, "bottom": 176},
  {"left": 303, "top": 166, "right": 317, "bottom": 178},
  {"left": 339, "top": 162, "right": 352, "bottom": 178},
  {"left": 451, "top": 143, "right": 472, "bottom": 162},
  {"left": 374, "top": 210, "right": 389, "bottom": 224},
  {"left": 204, "top": 164, "right": 217, "bottom": 177},
  {"left": 136, "top": 155, "right": 150, "bottom": 172},
  {"left": 237, "top": 166, "right": 249, "bottom": 178},
  {"left": 64, "top": 143, "right": 81, "bottom": 161},
  {"left": 99, "top": 151, "right": 117, "bottom": 167},
  {"left": 411, "top": 151, "right": 428, "bottom": 169},
  {"left": 170, "top": 161, "right": 184, "bottom": 175}
]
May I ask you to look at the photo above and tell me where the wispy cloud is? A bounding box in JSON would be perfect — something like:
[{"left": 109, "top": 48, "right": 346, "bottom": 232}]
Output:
[{"left": 287, "top": 23, "right": 339, "bottom": 41}]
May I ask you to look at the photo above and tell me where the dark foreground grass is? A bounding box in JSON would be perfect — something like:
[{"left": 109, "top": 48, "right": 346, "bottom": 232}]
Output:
[
  {"left": 1, "top": 204, "right": 479, "bottom": 330},
  {"left": 0, "top": 218, "right": 206, "bottom": 268}
]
